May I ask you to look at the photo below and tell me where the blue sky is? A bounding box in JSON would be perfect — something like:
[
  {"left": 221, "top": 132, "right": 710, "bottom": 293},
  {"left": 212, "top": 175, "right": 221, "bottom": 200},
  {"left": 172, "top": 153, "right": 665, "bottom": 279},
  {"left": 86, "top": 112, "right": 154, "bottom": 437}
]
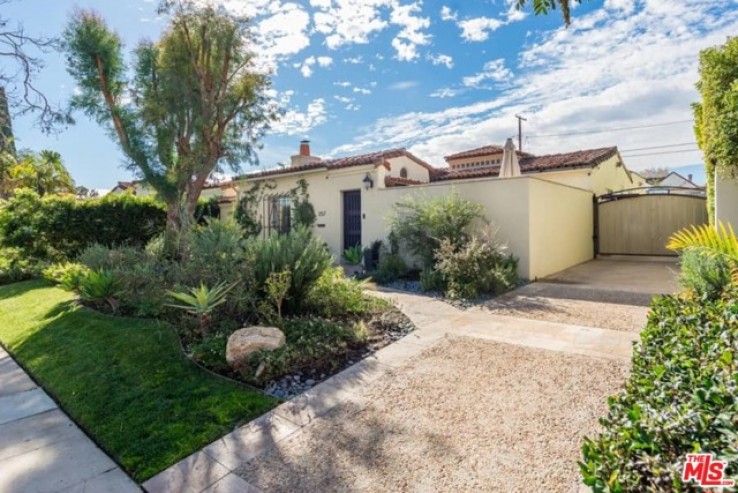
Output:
[{"left": 5, "top": 0, "right": 737, "bottom": 189}]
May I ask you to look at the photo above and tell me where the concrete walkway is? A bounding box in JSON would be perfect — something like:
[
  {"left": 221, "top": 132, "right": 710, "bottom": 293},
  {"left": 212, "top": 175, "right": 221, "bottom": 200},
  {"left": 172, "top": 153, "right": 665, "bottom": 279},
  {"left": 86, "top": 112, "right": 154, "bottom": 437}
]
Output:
[
  {"left": 143, "top": 289, "right": 637, "bottom": 493},
  {"left": 0, "top": 346, "right": 139, "bottom": 493}
]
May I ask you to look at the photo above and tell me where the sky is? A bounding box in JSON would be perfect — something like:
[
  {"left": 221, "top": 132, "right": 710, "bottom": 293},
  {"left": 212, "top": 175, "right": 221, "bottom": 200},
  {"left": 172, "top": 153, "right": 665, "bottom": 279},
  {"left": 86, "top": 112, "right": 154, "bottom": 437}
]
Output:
[{"left": 4, "top": 0, "right": 737, "bottom": 189}]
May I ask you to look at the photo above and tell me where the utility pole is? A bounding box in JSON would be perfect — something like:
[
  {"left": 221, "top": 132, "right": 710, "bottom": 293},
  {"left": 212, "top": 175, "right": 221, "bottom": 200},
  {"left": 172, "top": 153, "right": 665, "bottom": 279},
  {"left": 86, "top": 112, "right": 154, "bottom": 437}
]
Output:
[{"left": 515, "top": 114, "right": 527, "bottom": 151}]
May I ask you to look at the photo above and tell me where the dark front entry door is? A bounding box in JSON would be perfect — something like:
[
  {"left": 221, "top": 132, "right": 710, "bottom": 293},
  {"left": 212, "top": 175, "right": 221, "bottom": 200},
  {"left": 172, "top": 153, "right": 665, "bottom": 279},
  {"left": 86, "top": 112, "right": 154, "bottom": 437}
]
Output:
[{"left": 343, "top": 190, "right": 362, "bottom": 250}]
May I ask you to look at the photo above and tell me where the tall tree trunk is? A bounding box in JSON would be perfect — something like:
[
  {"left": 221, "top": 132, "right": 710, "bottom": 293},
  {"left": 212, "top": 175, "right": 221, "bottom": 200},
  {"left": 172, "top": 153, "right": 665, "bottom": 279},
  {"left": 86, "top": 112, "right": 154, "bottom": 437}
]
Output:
[{"left": 165, "top": 199, "right": 183, "bottom": 258}]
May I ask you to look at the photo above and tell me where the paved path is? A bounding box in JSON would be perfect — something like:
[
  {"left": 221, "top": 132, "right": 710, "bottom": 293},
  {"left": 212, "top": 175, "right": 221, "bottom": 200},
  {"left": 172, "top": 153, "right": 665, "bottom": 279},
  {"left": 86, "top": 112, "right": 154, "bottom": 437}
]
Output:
[
  {"left": 143, "top": 289, "right": 637, "bottom": 493},
  {"left": 0, "top": 346, "right": 139, "bottom": 493}
]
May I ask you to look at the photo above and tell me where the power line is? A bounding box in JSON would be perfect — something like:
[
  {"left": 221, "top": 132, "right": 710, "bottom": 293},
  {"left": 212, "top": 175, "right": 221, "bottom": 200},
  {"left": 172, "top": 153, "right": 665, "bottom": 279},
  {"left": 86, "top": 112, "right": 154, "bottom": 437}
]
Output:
[
  {"left": 619, "top": 142, "right": 698, "bottom": 152},
  {"left": 527, "top": 119, "right": 694, "bottom": 138},
  {"left": 621, "top": 148, "right": 702, "bottom": 158}
]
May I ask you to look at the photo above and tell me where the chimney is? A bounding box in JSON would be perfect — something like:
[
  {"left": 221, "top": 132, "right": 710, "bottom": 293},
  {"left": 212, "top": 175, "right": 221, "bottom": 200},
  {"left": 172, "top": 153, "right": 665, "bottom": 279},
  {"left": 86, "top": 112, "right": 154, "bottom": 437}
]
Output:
[
  {"left": 688, "top": 174, "right": 693, "bottom": 182},
  {"left": 291, "top": 139, "right": 321, "bottom": 167},
  {"left": 299, "top": 140, "right": 310, "bottom": 156}
]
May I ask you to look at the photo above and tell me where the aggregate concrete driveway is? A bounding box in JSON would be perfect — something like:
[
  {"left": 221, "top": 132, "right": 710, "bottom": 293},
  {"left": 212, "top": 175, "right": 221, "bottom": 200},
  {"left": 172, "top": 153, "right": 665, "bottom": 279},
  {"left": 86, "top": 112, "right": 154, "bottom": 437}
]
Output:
[{"left": 483, "top": 258, "right": 678, "bottom": 332}]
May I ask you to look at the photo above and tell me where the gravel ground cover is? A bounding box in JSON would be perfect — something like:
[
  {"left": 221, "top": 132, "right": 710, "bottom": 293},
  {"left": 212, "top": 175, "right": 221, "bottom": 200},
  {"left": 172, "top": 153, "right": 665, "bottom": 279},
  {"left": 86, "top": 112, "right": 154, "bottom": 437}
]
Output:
[
  {"left": 481, "top": 283, "right": 652, "bottom": 332},
  {"left": 236, "top": 337, "right": 628, "bottom": 492}
]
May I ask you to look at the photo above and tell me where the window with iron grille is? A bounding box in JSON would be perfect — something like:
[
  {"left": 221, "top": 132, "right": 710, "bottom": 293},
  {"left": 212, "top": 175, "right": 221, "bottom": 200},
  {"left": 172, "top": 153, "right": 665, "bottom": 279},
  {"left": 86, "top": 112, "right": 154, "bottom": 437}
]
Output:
[{"left": 266, "top": 195, "right": 292, "bottom": 235}]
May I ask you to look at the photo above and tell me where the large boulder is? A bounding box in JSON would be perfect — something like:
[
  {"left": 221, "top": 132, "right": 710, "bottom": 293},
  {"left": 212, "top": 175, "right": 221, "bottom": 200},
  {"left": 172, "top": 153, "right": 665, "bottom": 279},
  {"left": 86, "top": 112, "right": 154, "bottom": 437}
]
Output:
[{"left": 226, "top": 326, "right": 286, "bottom": 368}]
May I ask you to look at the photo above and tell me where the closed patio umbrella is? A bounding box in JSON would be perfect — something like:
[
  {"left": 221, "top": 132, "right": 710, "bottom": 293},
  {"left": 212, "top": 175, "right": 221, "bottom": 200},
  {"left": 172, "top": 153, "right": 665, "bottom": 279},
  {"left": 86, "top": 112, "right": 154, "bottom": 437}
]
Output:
[{"left": 499, "top": 138, "right": 521, "bottom": 178}]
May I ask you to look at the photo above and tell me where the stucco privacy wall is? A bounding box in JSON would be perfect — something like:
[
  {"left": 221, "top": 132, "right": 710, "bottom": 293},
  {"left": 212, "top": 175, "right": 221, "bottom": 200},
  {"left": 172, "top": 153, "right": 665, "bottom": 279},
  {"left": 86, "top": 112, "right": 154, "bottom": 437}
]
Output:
[
  {"left": 716, "top": 175, "right": 738, "bottom": 227},
  {"left": 362, "top": 177, "right": 533, "bottom": 277},
  {"left": 528, "top": 179, "right": 594, "bottom": 279}
]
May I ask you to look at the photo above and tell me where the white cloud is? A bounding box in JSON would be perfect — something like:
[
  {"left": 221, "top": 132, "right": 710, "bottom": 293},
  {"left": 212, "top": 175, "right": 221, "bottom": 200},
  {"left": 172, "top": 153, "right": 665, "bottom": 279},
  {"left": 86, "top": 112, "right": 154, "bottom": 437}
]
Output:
[
  {"left": 389, "top": 1, "right": 431, "bottom": 61},
  {"left": 330, "top": 1, "right": 738, "bottom": 171},
  {"left": 462, "top": 59, "right": 512, "bottom": 87},
  {"left": 353, "top": 86, "right": 372, "bottom": 95},
  {"left": 440, "top": 6, "right": 457, "bottom": 21},
  {"left": 333, "top": 80, "right": 352, "bottom": 87},
  {"left": 316, "top": 56, "right": 333, "bottom": 67},
  {"left": 388, "top": 80, "right": 418, "bottom": 91},
  {"left": 311, "top": 0, "right": 390, "bottom": 49},
  {"left": 334, "top": 95, "right": 354, "bottom": 103},
  {"left": 272, "top": 97, "right": 327, "bottom": 136},
  {"left": 430, "top": 87, "right": 460, "bottom": 98},
  {"left": 256, "top": 3, "right": 311, "bottom": 65},
  {"left": 297, "top": 55, "right": 333, "bottom": 77},
  {"left": 458, "top": 16, "right": 504, "bottom": 42},
  {"left": 344, "top": 55, "right": 364, "bottom": 64},
  {"left": 427, "top": 53, "right": 454, "bottom": 69}
]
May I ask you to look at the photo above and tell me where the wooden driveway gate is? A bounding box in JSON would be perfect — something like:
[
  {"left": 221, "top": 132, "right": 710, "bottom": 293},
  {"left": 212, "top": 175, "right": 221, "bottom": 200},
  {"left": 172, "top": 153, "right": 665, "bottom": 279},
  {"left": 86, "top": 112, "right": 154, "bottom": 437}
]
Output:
[{"left": 595, "top": 189, "right": 708, "bottom": 256}]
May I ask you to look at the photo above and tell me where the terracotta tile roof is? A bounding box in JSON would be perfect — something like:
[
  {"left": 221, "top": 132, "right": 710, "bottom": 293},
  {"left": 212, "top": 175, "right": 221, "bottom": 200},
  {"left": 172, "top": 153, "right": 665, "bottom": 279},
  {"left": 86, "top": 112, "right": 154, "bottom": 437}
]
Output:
[
  {"left": 236, "top": 148, "right": 420, "bottom": 180},
  {"left": 385, "top": 176, "right": 423, "bottom": 187},
  {"left": 432, "top": 147, "right": 618, "bottom": 182},
  {"left": 444, "top": 145, "right": 533, "bottom": 161}
]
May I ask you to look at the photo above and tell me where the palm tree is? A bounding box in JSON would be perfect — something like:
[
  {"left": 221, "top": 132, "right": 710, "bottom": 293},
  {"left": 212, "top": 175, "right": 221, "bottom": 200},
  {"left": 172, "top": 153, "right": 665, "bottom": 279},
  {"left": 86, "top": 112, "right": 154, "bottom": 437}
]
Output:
[
  {"left": 8, "top": 150, "right": 75, "bottom": 196},
  {"left": 517, "top": 0, "right": 578, "bottom": 25}
]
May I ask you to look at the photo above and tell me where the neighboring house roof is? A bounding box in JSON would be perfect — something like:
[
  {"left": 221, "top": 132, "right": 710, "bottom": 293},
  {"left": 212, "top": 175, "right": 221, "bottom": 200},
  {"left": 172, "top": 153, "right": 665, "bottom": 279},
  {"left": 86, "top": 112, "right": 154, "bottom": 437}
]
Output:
[
  {"left": 236, "top": 148, "right": 434, "bottom": 180},
  {"left": 444, "top": 145, "right": 534, "bottom": 161},
  {"left": 652, "top": 171, "right": 701, "bottom": 189},
  {"left": 432, "top": 147, "right": 619, "bottom": 182}
]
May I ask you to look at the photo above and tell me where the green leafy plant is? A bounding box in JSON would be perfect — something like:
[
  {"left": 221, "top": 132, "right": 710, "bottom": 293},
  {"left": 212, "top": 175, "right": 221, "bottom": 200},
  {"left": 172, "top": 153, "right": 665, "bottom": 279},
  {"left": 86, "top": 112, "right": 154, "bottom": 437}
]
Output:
[
  {"left": 667, "top": 221, "right": 738, "bottom": 258},
  {"left": 42, "top": 262, "right": 91, "bottom": 291},
  {"left": 342, "top": 245, "right": 363, "bottom": 265},
  {"left": 247, "top": 226, "right": 332, "bottom": 313},
  {"left": 265, "top": 270, "right": 291, "bottom": 319},
  {"left": 78, "top": 269, "right": 122, "bottom": 312},
  {"left": 306, "top": 267, "right": 387, "bottom": 317},
  {"left": 434, "top": 227, "right": 518, "bottom": 299},
  {"left": 678, "top": 247, "right": 732, "bottom": 299},
  {"left": 371, "top": 253, "right": 408, "bottom": 285},
  {"left": 419, "top": 267, "right": 445, "bottom": 292},
  {"left": 167, "top": 281, "right": 237, "bottom": 336},
  {"left": 388, "top": 190, "right": 485, "bottom": 269},
  {"left": 0, "top": 247, "right": 46, "bottom": 285},
  {"left": 580, "top": 293, "right": 738, "bottom": 491},
  {"left": 188, "top": 332, "right": 230, "bottom": 373}
]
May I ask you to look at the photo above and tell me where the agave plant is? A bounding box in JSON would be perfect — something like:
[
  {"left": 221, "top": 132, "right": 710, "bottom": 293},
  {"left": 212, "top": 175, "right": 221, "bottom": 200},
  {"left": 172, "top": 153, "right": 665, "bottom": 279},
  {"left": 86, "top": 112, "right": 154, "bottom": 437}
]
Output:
[
  {"left": 166, "top": 281, "right": 237, "bottom": 335},
  {"left": 78, "top": 269, "right": 121, "bottom": 312},
  {"left": 342, "top": 245, "right": 363, "bottom": 265}
]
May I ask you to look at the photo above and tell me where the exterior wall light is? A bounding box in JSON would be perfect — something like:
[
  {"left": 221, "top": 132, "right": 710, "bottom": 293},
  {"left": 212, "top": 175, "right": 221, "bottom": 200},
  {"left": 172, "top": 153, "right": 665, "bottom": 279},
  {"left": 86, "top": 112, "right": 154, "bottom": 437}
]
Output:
[{"left": 362, "top": 173, "right": 374, "bottom": 190}]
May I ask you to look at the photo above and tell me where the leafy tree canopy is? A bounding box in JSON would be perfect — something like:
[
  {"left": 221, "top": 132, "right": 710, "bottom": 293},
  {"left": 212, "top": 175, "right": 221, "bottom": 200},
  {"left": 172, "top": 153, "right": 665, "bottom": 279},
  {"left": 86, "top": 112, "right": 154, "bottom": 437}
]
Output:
[{"left": 62, "top": 2, "right": 276, "bottom": 251}]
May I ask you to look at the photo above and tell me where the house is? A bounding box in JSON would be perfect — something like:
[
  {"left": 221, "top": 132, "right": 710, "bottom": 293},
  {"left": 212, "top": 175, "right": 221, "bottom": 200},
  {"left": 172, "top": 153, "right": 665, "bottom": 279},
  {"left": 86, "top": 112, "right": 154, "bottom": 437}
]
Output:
[
  {"left": 437, "top": 145, "right": 636, "bottom": 195},
  {"left": 227, "top": 140, "right": 641, "bottom": 280},
  {"left": 107, "top": 179, "right": 239, "bottom": 217},
  {"left": 229, "top": 140, "right": 435, "bottom": 255}
]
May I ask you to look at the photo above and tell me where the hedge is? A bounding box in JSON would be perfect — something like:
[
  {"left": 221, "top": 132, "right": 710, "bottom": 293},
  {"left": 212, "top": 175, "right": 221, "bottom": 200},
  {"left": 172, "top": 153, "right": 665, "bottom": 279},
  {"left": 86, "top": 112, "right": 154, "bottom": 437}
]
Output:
[
  {"left": 0, "top": 189, "right": 224, "bottom": 261},
  {"left": 580, "top": 293, "right": 738, "bottom": 491}
]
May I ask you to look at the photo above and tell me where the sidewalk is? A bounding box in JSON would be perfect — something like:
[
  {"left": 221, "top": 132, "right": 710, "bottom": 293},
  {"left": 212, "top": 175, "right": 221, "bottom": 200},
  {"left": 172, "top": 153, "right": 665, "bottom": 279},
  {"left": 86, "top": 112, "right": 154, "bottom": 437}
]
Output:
[{"left": 0, "top": 346, "right": 140, "bottom": 493}]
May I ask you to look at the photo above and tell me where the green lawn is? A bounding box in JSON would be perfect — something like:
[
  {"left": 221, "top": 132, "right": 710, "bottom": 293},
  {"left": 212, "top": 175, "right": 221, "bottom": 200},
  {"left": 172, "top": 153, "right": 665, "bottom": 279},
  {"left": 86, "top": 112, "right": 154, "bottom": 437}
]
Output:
[{"left": 0, "top": 280, "right": 277, "bottom": 482}]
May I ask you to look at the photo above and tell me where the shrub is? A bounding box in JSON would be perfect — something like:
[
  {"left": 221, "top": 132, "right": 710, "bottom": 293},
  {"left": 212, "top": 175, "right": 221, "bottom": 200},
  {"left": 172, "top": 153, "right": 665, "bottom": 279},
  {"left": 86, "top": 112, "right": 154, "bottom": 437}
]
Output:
[
  {"left": 188, "top": 332, "right": 230, "bottom": 373},
  {"left": 42, "top": 262, "right": 91, "bottom": 291},
  {"left": 342, "top": 245, "right": 362, "bottom": 265},
  {"left": 678, "top": 247, "right": 732, "bottom": 300},
  {"left": 306, "top": 267, "right": 387, "bottom": 317},
  {"left": 0, "top": 189, "right": 166, "bottom": 261},
  {"left": 388, "top": 190, "right": 484, "bottom": 268},
  {"left": 247, "top": 226, "right": 332, "bottom": 313},
  {"left": 580, "top": 294, "right": 738, "bottom": 491},
  {"left": 370, "top": 253, "right": 408, "bottom": 284},
  {"left": 183, "top": 219, "right": 248, "bottom": 287},
  {"left": 419, "top": 267, "right": 445, "bottom": 292},
  {"left": 0, "top": 247, "right": 45, "bottom": 285},
  {"left": 239, "top": 317, "right": 363, "bottom": 384},
  {"left": 434, "top": 229, "right": 518, "bottom": 299},
  {"left": 78, "top": 269, "right": 122, "bottom": 312}
]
